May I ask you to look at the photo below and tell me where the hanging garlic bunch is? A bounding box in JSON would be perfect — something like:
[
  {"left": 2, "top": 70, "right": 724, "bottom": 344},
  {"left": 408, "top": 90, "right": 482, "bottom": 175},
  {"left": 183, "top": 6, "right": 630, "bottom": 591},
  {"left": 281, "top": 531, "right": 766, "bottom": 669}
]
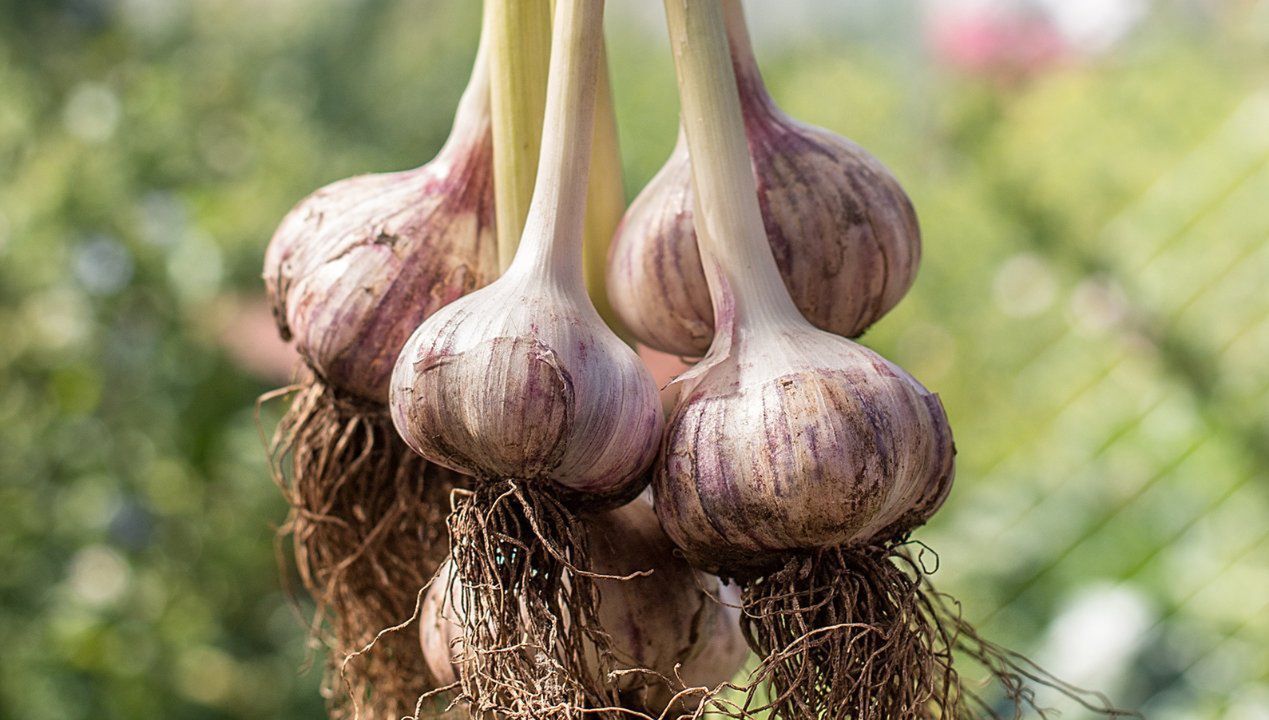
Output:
[
  {"left": 420, "top": 495, "right": 749, "bottom": 716},
  {"left": 390, "top": 1, "right": 664, "bottom": 716},
  {"left": 261, "top": 15, "right": 497, "bottom": 719},
  {"left": 653, "top": 3, "right": 1131, "bottom": 719},
  {"left": 607, "top": 0, "right": 919, "bottom": 358}
]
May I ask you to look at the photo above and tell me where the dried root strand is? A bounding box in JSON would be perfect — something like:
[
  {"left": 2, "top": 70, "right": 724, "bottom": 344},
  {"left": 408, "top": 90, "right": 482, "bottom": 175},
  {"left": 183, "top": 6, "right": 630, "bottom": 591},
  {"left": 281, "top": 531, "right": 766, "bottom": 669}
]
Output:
[
  {"left": 730, "top": 544, "right": 1140, "bottom": 720},
  {"left": 446, "top": 478, "right": 624, "bottom": 719},
  {"left": 266, "top": 381, "right": 459, "bottom": 720}
]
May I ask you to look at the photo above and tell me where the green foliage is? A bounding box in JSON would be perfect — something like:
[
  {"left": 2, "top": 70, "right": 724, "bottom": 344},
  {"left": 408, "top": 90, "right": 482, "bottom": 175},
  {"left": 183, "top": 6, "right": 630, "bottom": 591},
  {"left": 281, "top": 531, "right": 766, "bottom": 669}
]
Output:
[{"left": 1, "top": 2, "right": 1266, "bottom": 718}]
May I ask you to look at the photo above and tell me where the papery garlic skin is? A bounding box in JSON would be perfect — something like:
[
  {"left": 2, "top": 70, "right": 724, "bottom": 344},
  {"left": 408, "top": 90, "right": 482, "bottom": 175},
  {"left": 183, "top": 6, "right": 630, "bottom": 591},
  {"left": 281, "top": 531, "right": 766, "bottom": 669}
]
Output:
[
  {"left": 262, "top": 51, "right": 497, "bottom": 403},
  {"left": 655, "top": 324, "right": 954, "bottom": 577},
  {"left": 421, "top": 497, "right": 748, "bottom": 710},
  {"left": 390, "top": 265, "right": 663, "bottom": 497},
  {"left": 607, "top": 16, "right": 919, "bottom": 358}
]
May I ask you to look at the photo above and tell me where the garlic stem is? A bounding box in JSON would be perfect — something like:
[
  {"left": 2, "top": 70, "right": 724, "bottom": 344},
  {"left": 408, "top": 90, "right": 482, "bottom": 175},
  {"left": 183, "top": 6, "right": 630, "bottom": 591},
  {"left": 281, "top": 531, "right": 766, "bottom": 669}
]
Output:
[
  {"left": 663, "top": 0, "right": 802, "bottom": 329},
  {"left": 583, "top": 48, "right": 632, "bottom": 340},
  {"left": 507, "top": 0, "right": 605, "bottom": 288},
  {"left": 489, "top": 0, "right": 552, "bottom": 271},
  {"left": 439, "top": 8, "right": 493, "bottom": 158}
]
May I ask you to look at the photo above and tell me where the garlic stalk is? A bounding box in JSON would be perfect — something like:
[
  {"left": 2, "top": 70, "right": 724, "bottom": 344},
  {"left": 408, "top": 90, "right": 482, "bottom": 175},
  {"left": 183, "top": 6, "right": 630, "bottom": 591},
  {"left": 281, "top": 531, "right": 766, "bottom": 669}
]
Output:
[
  {"left": 487, "top": 0, "right": 630, "bottom": 336},
  {"left": 488, "top": 0, "right": 551, "bottom": 270},
  {"left": 608, "top": 0, "right": 920, "bottom": 357},
  {"left": 583, "top": 49, "right": 633, "bottom": 341},
  {"left": 654, "top": 3, "right": 1130, "bottom": 719},
  {"left": 390, "top": 1, "right": 663, "bottom": 715}
]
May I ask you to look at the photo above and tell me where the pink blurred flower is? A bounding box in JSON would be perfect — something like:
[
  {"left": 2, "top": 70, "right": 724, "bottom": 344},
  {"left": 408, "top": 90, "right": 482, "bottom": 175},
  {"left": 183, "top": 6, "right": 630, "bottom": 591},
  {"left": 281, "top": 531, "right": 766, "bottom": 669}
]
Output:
[{"left": 928, "top": 7, "right": 1068, "bottom": 79}]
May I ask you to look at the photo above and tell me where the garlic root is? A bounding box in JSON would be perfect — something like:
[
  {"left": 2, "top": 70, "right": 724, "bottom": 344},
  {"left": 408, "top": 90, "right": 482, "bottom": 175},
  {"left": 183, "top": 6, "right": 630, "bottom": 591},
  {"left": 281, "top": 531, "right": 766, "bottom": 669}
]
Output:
[{"left": 266, "top": 381, "right": 462, "bottom": 720}]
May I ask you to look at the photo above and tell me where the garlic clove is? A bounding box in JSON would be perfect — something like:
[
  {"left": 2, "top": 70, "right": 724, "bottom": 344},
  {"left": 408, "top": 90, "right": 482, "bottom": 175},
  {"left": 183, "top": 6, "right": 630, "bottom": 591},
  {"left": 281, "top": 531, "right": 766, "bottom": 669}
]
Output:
[{"left": 655, "top": 325, "right": 955, "bottom": 577}]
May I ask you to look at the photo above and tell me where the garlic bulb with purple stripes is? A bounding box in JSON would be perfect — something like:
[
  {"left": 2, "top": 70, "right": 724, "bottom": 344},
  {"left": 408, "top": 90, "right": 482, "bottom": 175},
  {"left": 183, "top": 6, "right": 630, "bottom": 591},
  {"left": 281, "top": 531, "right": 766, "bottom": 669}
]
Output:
[
  {"left": 607, "top": 0, "right": 919, "bottom": 357},
  {"left": 264, "top": 46, "right": 497, "bottom": 402},
  {"left": 656, "top": 325, "right": 954, "bottom": 578}
]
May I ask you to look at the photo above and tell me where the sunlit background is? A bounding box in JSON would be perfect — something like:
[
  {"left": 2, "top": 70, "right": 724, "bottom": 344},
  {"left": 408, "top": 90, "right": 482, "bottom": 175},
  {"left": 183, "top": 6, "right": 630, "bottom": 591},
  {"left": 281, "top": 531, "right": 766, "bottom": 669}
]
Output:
[{"left": 1, "top": 0, "right": 1267, "bottom": 718}]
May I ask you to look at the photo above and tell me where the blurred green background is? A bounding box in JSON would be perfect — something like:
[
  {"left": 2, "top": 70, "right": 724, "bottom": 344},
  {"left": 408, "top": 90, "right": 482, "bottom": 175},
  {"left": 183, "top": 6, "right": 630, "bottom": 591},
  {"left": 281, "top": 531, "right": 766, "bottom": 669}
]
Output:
[{"left": 1, "top": 0, "right": 1266, "bottom": 718}]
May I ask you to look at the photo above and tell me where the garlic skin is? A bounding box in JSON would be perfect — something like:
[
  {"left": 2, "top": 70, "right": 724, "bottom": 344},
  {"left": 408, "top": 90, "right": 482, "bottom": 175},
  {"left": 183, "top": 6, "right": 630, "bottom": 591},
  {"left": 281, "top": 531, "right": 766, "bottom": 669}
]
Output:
[
  {"left": 655, "top": 324, "right": 955, "bottom": 577},
  {"left": 606, "top": 3, "right": 919, "bottom": 358},
  {"left": 262, "top": 51, "right": 497, "bottom": 403},
  {"left": 389, "top": 261, "right": 662, "bottom": 499},
  {"left": 421, "top": 497, "right": 748, "bottom": 711}
]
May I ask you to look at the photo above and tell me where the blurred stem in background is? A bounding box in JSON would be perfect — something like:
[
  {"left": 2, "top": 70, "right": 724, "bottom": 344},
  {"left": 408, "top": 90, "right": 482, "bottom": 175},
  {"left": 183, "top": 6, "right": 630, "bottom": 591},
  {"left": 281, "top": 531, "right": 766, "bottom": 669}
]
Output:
[
  {"left": 584, "top": 46, "right": 632, "bottom": 342},
  {"left": 488, "top": 0, "right": 629, "bottom": 337},
  {"left": 489, "top": 0, "right": 551, "bottom": 270}
]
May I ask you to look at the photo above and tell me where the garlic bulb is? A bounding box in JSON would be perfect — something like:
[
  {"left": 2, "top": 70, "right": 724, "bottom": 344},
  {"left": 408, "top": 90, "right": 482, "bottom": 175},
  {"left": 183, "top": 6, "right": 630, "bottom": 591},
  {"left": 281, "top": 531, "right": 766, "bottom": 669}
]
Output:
[
  {"left": 389, "top": 263, "right": 662, "bottom": 499},
  {"left": 390, "top": 1, "right": 660, "bottom": 499},
  {"left": 263, "top": 41, "right": 497, "bottom": 402},
  {"left": 421, "top": 496, "right": 748, "bottom": 713},
  {"left": 607, "top": 0, "right": 919, "bottom": 357},
  {"left": 656, "top": 323, "right": 954, "bottom": 576}
]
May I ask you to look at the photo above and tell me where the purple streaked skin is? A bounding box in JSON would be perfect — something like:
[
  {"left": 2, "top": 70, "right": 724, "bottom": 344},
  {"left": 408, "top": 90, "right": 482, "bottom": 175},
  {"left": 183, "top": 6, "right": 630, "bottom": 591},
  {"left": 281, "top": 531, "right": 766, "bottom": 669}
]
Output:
[
  {"left": 606, "top": 26, "right": 920, "bottom": 359},
  {"left": 264, "top": 36, "right": 497, "bottom": 403},
  {"left": 389, "top": 270, "right": 664, "bottom": 498},
  {"left": 653, "top": 325, "right": 956, "bottom": 580},
  {"left": 262, "top": 131, "right": 498, "bottom": 403},
  {"left": 420, "top": 495, "right": 749, "bottom": 712}
]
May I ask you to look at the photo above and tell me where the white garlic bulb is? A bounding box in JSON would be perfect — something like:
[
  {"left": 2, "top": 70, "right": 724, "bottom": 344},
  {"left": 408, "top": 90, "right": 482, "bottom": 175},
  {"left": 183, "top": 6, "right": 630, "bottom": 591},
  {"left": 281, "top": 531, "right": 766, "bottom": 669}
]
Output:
[{"left": 389, "top": 258, "right": 662, "bottom": 498}]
